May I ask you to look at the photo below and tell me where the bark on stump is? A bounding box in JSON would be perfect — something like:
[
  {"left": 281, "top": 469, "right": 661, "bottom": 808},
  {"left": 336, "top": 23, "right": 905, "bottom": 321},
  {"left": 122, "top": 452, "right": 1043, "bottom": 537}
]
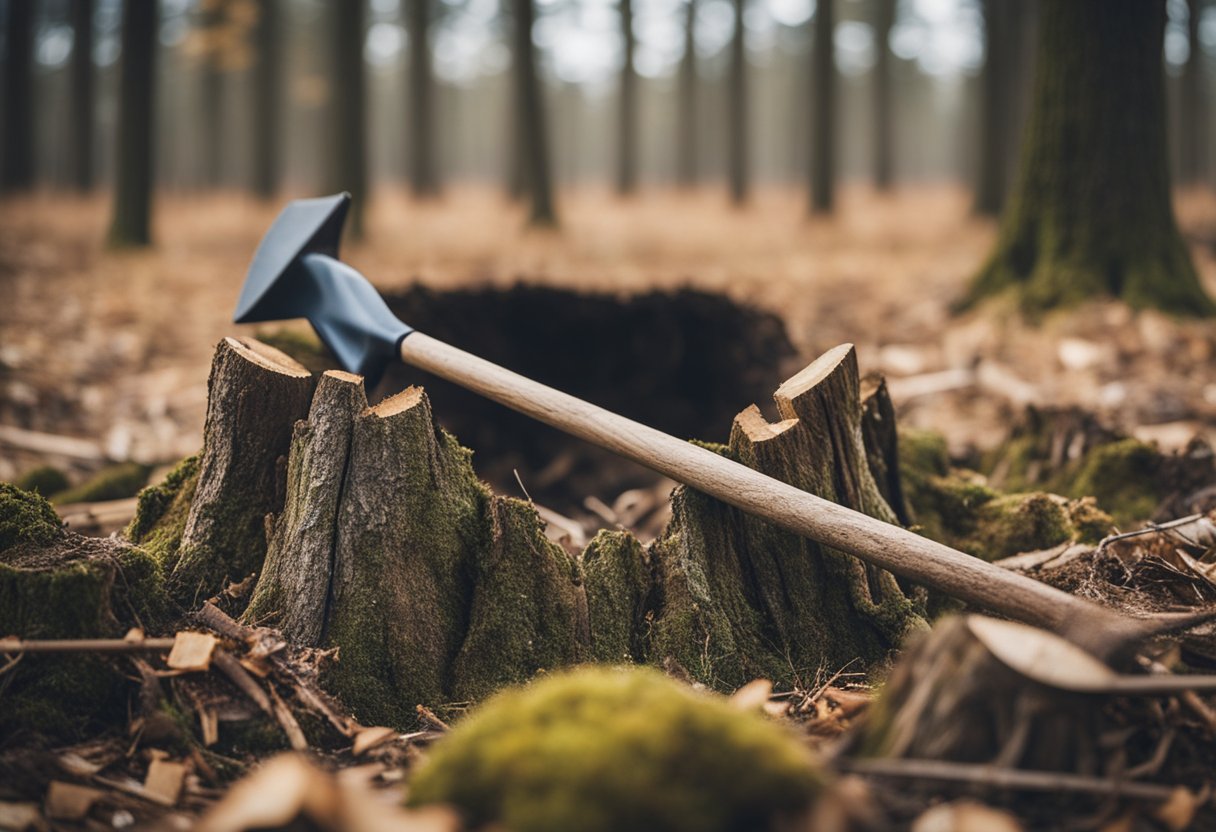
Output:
[
  {"left": 222, "top": 341, "right": 924, "bottom": 726},
  {"left": 128, "top": 338, "right": 315, "bottom": 606}
]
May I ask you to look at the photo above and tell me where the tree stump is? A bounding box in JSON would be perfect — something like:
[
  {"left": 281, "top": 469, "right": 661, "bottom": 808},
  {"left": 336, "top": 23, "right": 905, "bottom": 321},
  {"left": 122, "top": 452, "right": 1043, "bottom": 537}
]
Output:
[
  {"left": 244, "top": 370, "right": 367, "bottom": 644},
  {"left": 640, "top": 345, "right": 923, "bottom": 686},
  {"left": 129, "top": 338, "right": 316, "bottom": 606},
  {"left": 178, "top": 339, "right": 928, "bottom": 726},
  {"left": 0, "top": 484, "right": 168, "bottom": 741}
]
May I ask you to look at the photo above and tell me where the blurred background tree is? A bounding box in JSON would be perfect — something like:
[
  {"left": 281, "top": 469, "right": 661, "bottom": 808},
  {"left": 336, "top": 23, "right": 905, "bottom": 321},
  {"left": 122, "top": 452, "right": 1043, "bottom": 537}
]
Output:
[{"left": 0, "top": 0, "right": 1212, "bottom": 316}]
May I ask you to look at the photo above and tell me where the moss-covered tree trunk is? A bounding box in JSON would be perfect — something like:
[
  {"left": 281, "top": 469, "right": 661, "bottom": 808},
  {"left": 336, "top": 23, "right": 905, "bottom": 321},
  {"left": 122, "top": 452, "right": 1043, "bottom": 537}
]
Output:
[{"left": 967, "top": 0, "right": 1214, "bottom": 315}]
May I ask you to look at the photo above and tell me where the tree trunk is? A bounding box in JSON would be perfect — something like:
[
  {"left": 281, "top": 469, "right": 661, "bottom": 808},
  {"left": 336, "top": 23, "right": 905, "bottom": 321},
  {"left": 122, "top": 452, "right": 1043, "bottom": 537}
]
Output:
[
  {"left": 0, "top": 0, "right": 34, "bottom": 193},
  {"left": 810, "top": 0, "right": 835, "bottom": 214},
  {"left": 251, "top": 0, "right": 281, "bottom": 200},
  {"left": 69, "top": 0, "right": 96, "bottom": 193},
  {"left": 676, "top": 0, "right": 698, "bottom": 187},
  {"left": 727, "top": 0, "right": 748, "bottom": 205},
  {"left": 872, "top": 0, "right": 895, "bottom": 191},
  {"left": 109, "top": 0, "right": 158, "bottom": 247},
  {"left": 617, "top": 0, "right": 638, "bottom": 196},
  {"left": 330, "top": 0, "right": 368, "bottom": 239},
  {"left": 511, "top": 0, "right": 557, "bottom": 225},
  {"left": 162, "top": 338, "right": 316, "bottom": 606},
  {"left": 974, "top": 0, "right": 1014, "bottom": 216},
  {"left": 407, "top": 0, "right": 439, "bottom": 197},
  {"left": 1180, "top": 0, "right": 1205, "bottom": 185},
  {"left": 200, "top": 61, "right": 224, "bottom": 188},
  {"left": 967, "top": 0, "right": 1214, "bottom": 315}
]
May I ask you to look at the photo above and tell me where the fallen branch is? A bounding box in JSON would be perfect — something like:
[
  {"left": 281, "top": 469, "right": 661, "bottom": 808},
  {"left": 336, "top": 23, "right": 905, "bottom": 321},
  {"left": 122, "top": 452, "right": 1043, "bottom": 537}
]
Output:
[
  {"left": 0, "top": 636, "right": 176, "bottom": 654},
  {"left": 837, "top": 757, "right": 1194, "bottom": 803}
]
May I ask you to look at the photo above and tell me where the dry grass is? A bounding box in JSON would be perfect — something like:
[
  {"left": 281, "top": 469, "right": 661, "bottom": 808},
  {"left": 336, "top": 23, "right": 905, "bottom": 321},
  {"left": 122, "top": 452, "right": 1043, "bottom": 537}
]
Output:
[{"left": 2, "top": 184, "right": 1216, "bottom": 480}]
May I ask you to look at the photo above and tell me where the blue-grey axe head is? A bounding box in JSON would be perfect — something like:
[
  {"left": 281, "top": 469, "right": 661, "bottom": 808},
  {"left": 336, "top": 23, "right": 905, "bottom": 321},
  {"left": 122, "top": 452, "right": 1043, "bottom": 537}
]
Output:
[{"left": 234, "top": 193, "right": 413, "bottom": 387}]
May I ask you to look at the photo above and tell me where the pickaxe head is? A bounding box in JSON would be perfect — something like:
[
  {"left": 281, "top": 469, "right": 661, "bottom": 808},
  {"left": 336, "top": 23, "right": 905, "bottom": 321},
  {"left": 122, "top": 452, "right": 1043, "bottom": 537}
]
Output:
[{"left": 234, "top": 193, "right": 412, "bottom": 388}]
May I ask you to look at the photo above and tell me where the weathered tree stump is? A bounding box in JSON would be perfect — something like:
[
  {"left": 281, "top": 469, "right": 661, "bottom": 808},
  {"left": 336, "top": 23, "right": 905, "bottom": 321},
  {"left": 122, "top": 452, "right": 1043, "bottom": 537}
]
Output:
[
  {"left": 128, "top": 338, "right": 315, "bottom": 606},
  {"left": 0, "top": 484, "right": 168, "bottom": 741},
  {"left": 640, "top": 345, "right": 923, "bottom": 686},
  {"left": 244, "top": 370, "right": 367, "bottom": 643}
]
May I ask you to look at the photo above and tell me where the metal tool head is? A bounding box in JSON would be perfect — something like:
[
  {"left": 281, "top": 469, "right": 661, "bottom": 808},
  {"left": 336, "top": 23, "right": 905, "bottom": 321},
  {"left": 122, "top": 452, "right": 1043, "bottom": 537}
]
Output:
[{"left": 234, "top": 193, "right": 413, "bottom": 388}]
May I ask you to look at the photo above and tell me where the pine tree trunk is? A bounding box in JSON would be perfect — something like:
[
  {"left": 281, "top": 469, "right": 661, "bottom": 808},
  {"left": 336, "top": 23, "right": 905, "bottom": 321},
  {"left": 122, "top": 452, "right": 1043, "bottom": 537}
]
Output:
[
  {"left": 0, "top": 0, "right": 33, "bottom": 193},
  {"left": 330, "top": 0, "right": 368, "bottom": 239},
  {"left": 200, "top": 62, "right": 224, "bottom": 188},
  {"left": 251, "top": 0, "right": 281, "bottom": 200},
  {"left": 974, "top": 0, "right": 1013, "bottom": 216},
  {"left": 512, "top": 0, "right": 557, "bottom": 225},
  {"left": 109, "top": 0, "right": 158, "bottom": 247},
  {"left": 967, "top": 0, "right": 1214, "bottom": 315},
  {"left": 1180, "top": 0, "right": 1205, "bottom": 184},
  {"left": 407, "top": 0, "right": 439, "bottom": 197},
  {"left": 70, "top": 0, "right": 95, "bottom": 193},
  {"left": 727, "top": 0, "right": 748, "bottom": 205},
  {"left": 810, "top": 0, "right": 835, "bottom": 214},
  {"left": 617, "top": 0, "right": 638, "bottom": 196},
  {"left": 872, "top": 0, "right": 895, "bottom": 191},
  {"left": 676, "top": 0, "right": 698, "bottom": 187}
]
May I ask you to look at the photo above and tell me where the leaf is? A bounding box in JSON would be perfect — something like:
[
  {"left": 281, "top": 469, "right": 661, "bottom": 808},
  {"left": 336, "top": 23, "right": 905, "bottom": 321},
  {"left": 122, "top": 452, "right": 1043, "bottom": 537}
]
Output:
[{"left": 966, "top": 615, "right": 1118, "bottom": 693}]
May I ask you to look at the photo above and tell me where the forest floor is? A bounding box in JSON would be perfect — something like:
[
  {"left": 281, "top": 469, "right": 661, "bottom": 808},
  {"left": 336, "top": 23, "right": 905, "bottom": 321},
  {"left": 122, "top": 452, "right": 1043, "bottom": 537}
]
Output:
[{"left": 3, "top": 183, "right": 1216, "bottom": 492}]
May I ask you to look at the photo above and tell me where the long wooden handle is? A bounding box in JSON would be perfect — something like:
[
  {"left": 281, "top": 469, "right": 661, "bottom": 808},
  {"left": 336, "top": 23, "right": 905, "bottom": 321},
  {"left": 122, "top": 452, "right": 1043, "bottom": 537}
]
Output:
[{"left": 399, "top": 333, "right": 1137, "bottom": 651}]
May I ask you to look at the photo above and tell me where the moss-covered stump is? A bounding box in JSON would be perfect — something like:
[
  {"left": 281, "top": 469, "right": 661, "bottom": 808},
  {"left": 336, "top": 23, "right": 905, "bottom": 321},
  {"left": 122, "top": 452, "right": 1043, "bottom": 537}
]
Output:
[
  {"left": 0, "top": 484, "right": 169, "bottom": 742},
  {"left": 11, "top": 465, "right": 69, "bottom": 499},
  {"left": 244, "top": 371, "right": 367, "bottom": 643},
  {"left": 319, "top": 388, "right": 584, "bottom": 726},
  {"left": 979, "top": 407, "right": 1215, "bottom": 528},
  {"left": 166, "top": 338, "right": 315, "bottom": 606},
  {"left": 899, "top": 429, "right": 1113, "bottom": 561},
  {"left": 641, "top": 345, "right": 924, "bottom": 686},
  {"left": 407, "top": 666, "right": 821, "bottom": 832}
]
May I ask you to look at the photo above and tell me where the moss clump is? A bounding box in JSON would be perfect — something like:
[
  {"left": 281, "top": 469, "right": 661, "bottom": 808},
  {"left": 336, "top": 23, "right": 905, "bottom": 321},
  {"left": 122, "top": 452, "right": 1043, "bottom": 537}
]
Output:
[
  {"left": 52, "top": 462, "right": 152, "bottom": 505},
  {"left": 0, "top": 483, "right": 65, "bottom": 551},
  {"left": 12, "top": 465, "right": 69, "bottom": 499},
  {"left": 407, "top": 666, "right": 821, "bottom": 832},
  {"left": 898, "top": 432, "right": 1113, "bottom": 561},
  {"left": 582, "top": 530, "right": 653, "bottom": 664},
  {"left": 1055, "top": 438, "right": 1163, "bottom": 528},
  {"left": 0, "top": 520, "right": 169, "bottom": 741},
  {"left": 126, "top": 455, "right": 199, "bottom": 571}
]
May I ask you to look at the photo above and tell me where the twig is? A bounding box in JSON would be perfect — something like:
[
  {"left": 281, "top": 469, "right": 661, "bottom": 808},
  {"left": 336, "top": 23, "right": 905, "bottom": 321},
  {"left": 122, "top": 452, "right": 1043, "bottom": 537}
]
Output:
[
  {"left": 1097, "top": 514, "right": 1205, "bottom": 554},
  {"left": 0, "top": 636, "right": 176, "bottom": 654},
  {"left": 211, "top": 649, "right": 272, "bottom": 715},
  {"left": 415, "top": 704, "right": 450, "bottom": 732},
  {"left": 837, "top": 758, "right": 1190, "bottom": 802}
]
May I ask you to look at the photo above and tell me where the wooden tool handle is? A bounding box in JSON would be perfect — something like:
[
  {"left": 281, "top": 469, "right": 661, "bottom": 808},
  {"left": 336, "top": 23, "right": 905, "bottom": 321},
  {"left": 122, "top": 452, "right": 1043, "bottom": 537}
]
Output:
[{"left": 400, "top": 333, "right": 1137, "bottom": 652}]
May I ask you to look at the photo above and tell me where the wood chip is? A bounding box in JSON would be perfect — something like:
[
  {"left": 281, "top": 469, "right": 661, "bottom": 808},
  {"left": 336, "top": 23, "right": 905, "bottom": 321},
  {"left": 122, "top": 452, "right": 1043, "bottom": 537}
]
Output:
[
  {"left": 167, "top": 631, "right": 219, "bottom": 672},
  {"left": 352, "top": 726, "right": 398, "bottom": 756},
  {"left": 0, "top": 801, "right": 43, "bottom": 831},
  {"left": 729, "top": 678, "right": 773, "bottom": 711},
  {"left": 199, "top": 707, "right": 220, "bottom": 747},
  {"left": 143, "top": 758, "right": 187, "bottom": 806},
  {"left": 45, "top": 781, "right": 104, "bottom": 821}
]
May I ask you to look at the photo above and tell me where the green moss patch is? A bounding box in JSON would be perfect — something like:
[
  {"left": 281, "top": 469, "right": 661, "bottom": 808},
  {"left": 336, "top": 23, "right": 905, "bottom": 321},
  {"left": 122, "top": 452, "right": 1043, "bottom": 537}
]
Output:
[
  {"left": 11, "top": 465, "right": 69, "bottom": 499},
  {"left": 126, "top": 455, "right": 200, "bottom": 572},
  {"left": 52, "top": 461, "right": 152, "bottom": 505},
  {"left": 0, "top": 483, "right": 65, "bottom": 551},
  {"left": 0, "top": 518, "right": 169, "bottom": 742},
  {"left": 407, "top": 666, "right": 821, "bottom": 832}
]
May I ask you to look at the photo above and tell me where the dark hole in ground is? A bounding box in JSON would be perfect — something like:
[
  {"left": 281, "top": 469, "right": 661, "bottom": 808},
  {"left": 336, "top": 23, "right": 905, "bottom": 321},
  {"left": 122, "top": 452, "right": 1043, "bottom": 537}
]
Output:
[{"left": 377, "top": 284, "right": 800, "bottom": 528}]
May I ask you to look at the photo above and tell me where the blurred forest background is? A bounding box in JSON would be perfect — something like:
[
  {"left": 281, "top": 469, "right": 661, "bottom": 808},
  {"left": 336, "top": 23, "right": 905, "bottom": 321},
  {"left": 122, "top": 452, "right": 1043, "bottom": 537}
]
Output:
[{"left": 2, "top": 0, "right": 1216, "bottom": 517}]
